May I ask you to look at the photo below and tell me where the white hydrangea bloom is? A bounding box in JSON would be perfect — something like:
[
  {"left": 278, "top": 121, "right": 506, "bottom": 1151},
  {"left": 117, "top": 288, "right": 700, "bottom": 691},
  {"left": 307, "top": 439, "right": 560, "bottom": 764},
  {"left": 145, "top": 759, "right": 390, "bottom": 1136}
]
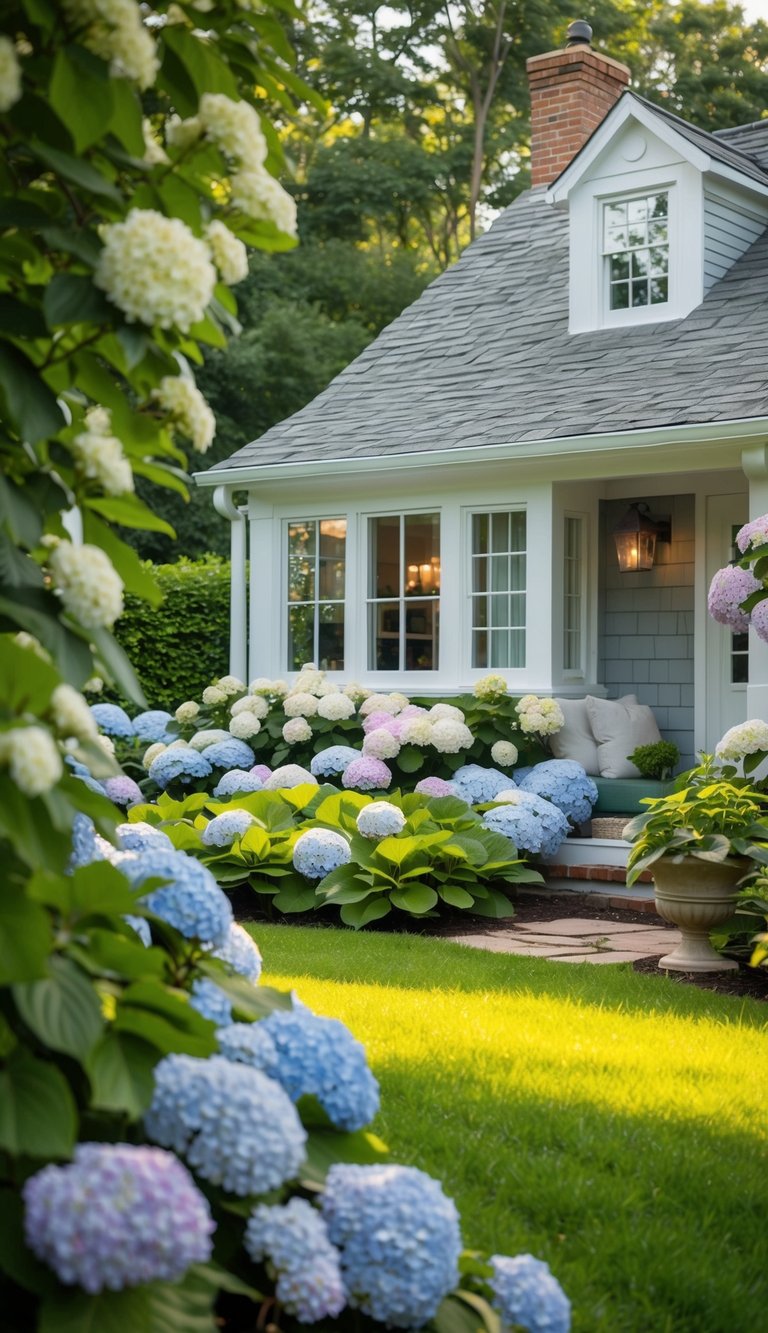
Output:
[
  {"left": 217, "top": 675, "right": 246, "bottom": 696},
  {"left": 95, "top": 210, "right": 216, "bottom": 332},
  {"left": 430, "top": 719, "right": 474, "bottom": 754},
  {"left": 142, "top": 117, "right": 169, "bottom": 164},
  {"left": 515, "top": 695, "right": 565, "bottom": 736},
  {"left": 83, "top": 676, "right": 103, "bottom": 693},
  {"left": 248, "top": 677, "right": 272, "bottom": 695},
  {"left": 359, "top": 694, "right": 400, "bottom": 718},
  {"left": 315, "top": 681, "right": 340, "bottom": 697},
  {"left": 283, "top": 717, "right": 312, "bottom": 744},
  {"left": 474, "top": 673, "right": 508, "bottom": 701},
  {"left": 0, "top": 36, "right": 22, "bottom": 112},
  {"left": 205, "top": 219, "right": 249, "bottom": 285},
  {"left": 429, "top": 703, "right": 465, "bottom": 724},
  {"left": 165, "top": 112, "right": 202, "bottom": 150},
  {"left": 71, "top": 406, "right": 133, "bottom": 495},
  {"left": 49, "top": 540, "right": 124, "bottom": 628},
  {"left": 199, "top": 92, "right": 267, "bottom": 171},
  {"left": 283, "top": 692, "right": 319, "bottom": 718},
  {"left": 0, "top": 726, "right": 63, "bottom": 796},
  {"left": 63, "top": 0, "right": 159, "bottom": 89},
  {"left": 189, "top": 729, "right": 230, "bottom": 751},
  {"left": 231, "top": 169, "right": 297, "bottom": 238},
  {"left": 343, "top": 682, "right": 371, "bottom": 703},
  {"left": 98, "top": 734, "right": 115, "bottom": 757},
  {"left": 491, "top": 740, "right": 518, "bottom": 767},
  {"left": 143, "top": 741, "right": 166, "bottom": 770},
  {"left": 231, "top": 695, "right": 268, "bottom": 719},
  {"left": 389, "top": 693, "right": 410, "bottom": 711},
  {"left": 317, "top": 693, "right": 355, "bottom": 721},
  {"left": 401, "top": 718, "right": 434, "bottom": 747},
  {"left": 716, "top": 719, "right": 768, "bottom": 761},
  {"left": 202, "top": 686, "right": 228, "bottom": 708},
  {"left": 152, "top": 375, "right": 216, "bottom": 454},
  {"left": 229, "top": 713, "right": 261, "bottom": 740},
  {"left": 50, "top": 685, "right": 99, "bottom": 742},
  {"left": 292, "top": 669, "right": 324, "bottom": 695},
  {"left": 363, "top": 729, "right": 400, "bottom": 759},
  {"left": 175, "top": 701, "right": 200, "bottom": 723}
]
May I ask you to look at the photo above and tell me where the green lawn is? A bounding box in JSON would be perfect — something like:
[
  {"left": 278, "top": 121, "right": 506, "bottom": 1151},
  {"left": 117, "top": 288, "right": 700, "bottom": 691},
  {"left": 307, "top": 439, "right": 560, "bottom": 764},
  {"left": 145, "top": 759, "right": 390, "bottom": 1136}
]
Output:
[{"left": 253, "top": 923, "right": 766, "bottom": 1333}]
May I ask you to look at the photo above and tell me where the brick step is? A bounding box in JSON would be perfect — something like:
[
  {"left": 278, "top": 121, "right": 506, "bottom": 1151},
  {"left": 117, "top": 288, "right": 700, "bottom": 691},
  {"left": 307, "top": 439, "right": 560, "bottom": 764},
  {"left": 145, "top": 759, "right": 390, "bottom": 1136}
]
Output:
[{"left": 544, "top": 862, "right": 652, "bottom": 885}]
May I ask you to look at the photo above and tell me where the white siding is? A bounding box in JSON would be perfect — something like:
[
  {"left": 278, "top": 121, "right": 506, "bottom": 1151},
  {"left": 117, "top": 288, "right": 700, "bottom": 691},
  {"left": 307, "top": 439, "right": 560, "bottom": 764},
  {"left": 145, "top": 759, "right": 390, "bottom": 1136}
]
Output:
[{"left": 703, "top": 186, "right": 768, "bottom": 291}]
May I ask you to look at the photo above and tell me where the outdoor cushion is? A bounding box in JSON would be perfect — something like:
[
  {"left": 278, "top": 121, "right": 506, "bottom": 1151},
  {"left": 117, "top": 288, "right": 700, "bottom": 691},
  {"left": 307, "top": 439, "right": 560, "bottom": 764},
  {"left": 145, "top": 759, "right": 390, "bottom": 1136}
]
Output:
[
  {"left": 585, "top": 695, "right": 662, "bottom": 780},
  {"left": 593, "top": 777, "right": 672, "bottom": 814},
  {"left": 551, "top": 694, "right": 637, "bottom": 776}
]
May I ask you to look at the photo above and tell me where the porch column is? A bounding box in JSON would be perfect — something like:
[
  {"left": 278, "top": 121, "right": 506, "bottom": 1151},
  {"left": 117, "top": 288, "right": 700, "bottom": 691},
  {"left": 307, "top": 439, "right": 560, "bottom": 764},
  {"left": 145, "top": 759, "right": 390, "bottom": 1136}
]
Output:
[
  {"left": 213, "top": 485, "right": 248, "bottom": 682},
  {"left": 741, "top": 446, "right": 768, "bottom": 721}
]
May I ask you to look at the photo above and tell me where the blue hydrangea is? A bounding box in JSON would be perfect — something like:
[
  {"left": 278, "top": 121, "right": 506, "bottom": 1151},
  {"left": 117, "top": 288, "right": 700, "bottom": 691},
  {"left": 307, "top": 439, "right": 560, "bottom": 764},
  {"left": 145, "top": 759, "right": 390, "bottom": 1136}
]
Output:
[
  {"left": 190, "top": 978, "right": 233, "bottom": 1026},
  {"left": 254, "top": 1009, "right": 380, "bottom": 1131},
  {"left": 132, "top": 710, "right": 174, "bottom": 743},
  {"left": 293, "top": 828, "right": 351, "bottom": 880},
  {"left": 69, "top": 813, "right": 104, "bottom": 870},
  {"left": 453, "top": 764, "right": 514, "bottom": 804},
  {"left": 23, "top": 1143, "right": 214, "bottom": 1293},
  {"left": 117, "top": 821, "right": 174, "bottom": 854},
  {"left": 149, "top": 746, "right": 212, "bottom": 789},
  {"left": 482, "top": 792, "right": 569, "bottom": 858},
  {"left": 244, "top": 1199, "right": 345, "bottom": 1323},
  {"left": 322, "top": 1163, "right": 462, "bottom": 1328},
  {"left": 90, "top": 703, "right": 134, "bottom": 738},
  {"left": 213, "top": 768, "right": 264, "bottom": 797},
  {"left": 201, "top": 809, "right": 255, "bottom": 847},
  {"left": 125, "top": 914, "right": 151, "bottom": 946},
  {"left": 209, "top": 923, "right": 262, "bottom": 982},
  {"left": 310, "top": 746, "right": 361, "bottom": 778},
  {"left": 145, "top": 1054, "right": 306, "bottom": 1195},
  {"left": 518, "top": 760, "right": 598, "bottom": 826},
  {"left": 202, "top": 739, "right": 256, "bottom": 770},
  {"left": 118, "top": 848, "right": 232, "bottom": 947},
  {"left": 489, "top": 1254, "right": 571, "bottom": 1333},
  {"left": 216, "top": 1021, "right": 277, "bottom": 1070},
  {"left": 356, "top": 801, "right": 406, "bottom": 840}
]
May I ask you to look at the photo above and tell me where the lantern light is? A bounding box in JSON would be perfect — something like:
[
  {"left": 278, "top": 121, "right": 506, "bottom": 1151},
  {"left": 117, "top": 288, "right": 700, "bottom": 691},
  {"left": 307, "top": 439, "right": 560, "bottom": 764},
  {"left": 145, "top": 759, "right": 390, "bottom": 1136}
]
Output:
[{"left": 612, "top": 502, "right": 671, "bottom": 572}]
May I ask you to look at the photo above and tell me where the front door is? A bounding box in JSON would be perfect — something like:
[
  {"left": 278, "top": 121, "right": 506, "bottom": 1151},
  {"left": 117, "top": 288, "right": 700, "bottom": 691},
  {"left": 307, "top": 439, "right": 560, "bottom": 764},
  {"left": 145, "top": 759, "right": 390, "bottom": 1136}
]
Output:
[{"left": 705, "top": 494, "right": 748, "bottom": 747}]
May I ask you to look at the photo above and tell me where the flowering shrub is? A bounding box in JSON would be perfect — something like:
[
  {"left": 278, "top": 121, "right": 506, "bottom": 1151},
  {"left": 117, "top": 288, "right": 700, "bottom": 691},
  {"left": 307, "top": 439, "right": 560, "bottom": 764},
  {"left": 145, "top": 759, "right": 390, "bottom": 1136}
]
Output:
[
  {"left": 244, "top": 1199, "right": 345, "bottom": 1322},
  {"left": 256, "top": 1008, "right": 381, "bottom": 1130},
  {"left": 518, "top": 760, "right": 598, "bottom": 827},
  {"left": 293, "top": 828, "right": 352, "bottom": 879},
  {"left": 488, "top": 1254, "right": 571, "bottom": 1333},
  {"left": 482, "top": 791, "right": 571, "bottom": 859}
]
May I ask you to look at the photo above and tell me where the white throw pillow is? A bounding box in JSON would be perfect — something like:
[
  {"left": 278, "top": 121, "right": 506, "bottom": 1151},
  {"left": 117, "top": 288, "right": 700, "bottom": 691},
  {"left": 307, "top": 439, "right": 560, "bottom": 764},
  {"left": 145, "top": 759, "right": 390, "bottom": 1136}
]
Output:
[
  {"left": 550, "top": 695, "right": 637, "bottom": 776},
  {"left": 585, "top": 695, "right": 662, "bottom": 779}
]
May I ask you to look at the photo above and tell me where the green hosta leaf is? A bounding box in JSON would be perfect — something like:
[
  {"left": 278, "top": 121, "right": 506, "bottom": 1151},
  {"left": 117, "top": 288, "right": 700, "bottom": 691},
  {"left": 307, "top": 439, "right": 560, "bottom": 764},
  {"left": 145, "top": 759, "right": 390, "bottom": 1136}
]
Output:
[
  {"left": 0, "top": 343, "right": 64, "bottom": 442},
  {"left": 85, "top": 1031, "right": 159, "bottom": 1118},
  {"left": 397, "top": 745, "right": 425, "bottom": 773},
  {"left": 466, "top": 888, "right": 516, "bottom": 919},
  {"left": 0, "top": 1049, "right": 77, "bottom": 1158},
  {"left": 271, "top": 881, "right": 319, "bottom": 913},
  {"left": 432, "top": 1291, "right": 501, "bottom": 1333},
  {"left": 439, "top": 886, "right": 476, "bottom": 909},
  {"left": 390, "top": 884, "right": 438, "bottom": 914},
  {"left": 44, "top": 273, "right": 113, "bottom": 328},
  {"left": 13, "top": 955, "right": 104, "bottom": 1062},
  {"left": 39, "top": 1272, "right": 217, "bottom": 1333},
  {"left": 314, "top": 791, "right": 370, "bottom": 831},
  {"left": 340, "top": 896, "right": 392, "bottom": 929},
  {"left": 0, "top": 885, "right": 52, "bottom": 983},
  {"left": 318, "top": 864, "right": 376, "bottom": 905}
]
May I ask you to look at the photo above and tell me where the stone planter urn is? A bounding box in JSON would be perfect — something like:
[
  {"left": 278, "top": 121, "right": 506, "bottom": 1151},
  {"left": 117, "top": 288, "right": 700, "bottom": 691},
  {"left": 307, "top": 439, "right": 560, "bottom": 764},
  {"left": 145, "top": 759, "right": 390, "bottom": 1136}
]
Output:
[{"left": 651, "top": 856, "right": 749, "bottom": 972}]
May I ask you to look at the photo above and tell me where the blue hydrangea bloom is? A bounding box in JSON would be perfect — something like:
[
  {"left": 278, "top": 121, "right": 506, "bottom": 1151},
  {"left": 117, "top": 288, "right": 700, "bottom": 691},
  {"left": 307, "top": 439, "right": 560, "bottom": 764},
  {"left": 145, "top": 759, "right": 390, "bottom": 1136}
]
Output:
[
  {"left": 69, "top": 813, "right": 104, "bottom": 870},
  {"left": 257, "top": 1009, "right": 380, "bottom": 1131},
  {"left": 118, "top": 848, "right": 232, "bottom": 947},
  {"left": 23, "top": 1143, "right": 213, "bottom": 1293},
  {"left": 310, "top": 746, "right": 361, "bottom": 778},
  {"left": 322, "top": 1163, "right": 462, "bottom": 1328},
  {"left": 216, "top": 1021, "right": 277, "bottom": 1070},
  {"left": 202, "top": 739, "right": 256, "bottom": 770},
  {"left": 132, "top": 710, "right": 174, "bottom": 743},
  {"left": 209, "top": 923, "right": 262, "bottom": 982},
  {"left": 125, "top": 914, "right": 151, "bottom": 946},
  {"left": 356, "top": 801, "right": 406, "bottom": 840},
  {"left": 453, "top": 764, "right": 514, "bottom": 804},
  {"left": 482, "top": 792, "right": 569, "bottom": 858},
  {"left": 190, "top": 978, "right": 233, "bottom": 1026},
  {"left": 149, "top": 746, "right": 212, "bottom": 789},
  {"left": 489, "top": 1254, "right": 571, "bottom": 1333},
  {"left": 201, "top": 809, "right": 255, "bottom": 847},
  {"left": 145, "top": 1054, "right": 306, "bottom": 1195},
  {"left": 519, "top": 760, "right": 598, "bottom": 826},
  {"left": 213, "top": 768, "right": 264, "bottom": 797},
  {"left": 90, "top": 703, "right": 134, "bottom": 738},
  {"left": 245, "top": 1199, "right": 345, "bottom": 1323},
  {"left": 293, "top": 828, "right": 351, "bottom": 880},
  {"left": 117, "top": 821, "right": 174, "bottom": 854}
]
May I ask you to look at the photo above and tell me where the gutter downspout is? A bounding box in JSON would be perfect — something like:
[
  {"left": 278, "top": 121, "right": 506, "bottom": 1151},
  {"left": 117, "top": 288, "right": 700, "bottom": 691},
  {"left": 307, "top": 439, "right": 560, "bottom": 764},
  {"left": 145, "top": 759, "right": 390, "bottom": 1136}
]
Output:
[{"left": 213, "top": 484, "right": 248, "bottom": 682}]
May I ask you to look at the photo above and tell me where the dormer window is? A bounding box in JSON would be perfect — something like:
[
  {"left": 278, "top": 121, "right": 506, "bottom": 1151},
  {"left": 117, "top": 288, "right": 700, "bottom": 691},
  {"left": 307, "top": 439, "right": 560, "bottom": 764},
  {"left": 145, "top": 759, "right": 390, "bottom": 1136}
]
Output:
[{"left": 603, "top": 192, "right": 669, "bottom": 312}]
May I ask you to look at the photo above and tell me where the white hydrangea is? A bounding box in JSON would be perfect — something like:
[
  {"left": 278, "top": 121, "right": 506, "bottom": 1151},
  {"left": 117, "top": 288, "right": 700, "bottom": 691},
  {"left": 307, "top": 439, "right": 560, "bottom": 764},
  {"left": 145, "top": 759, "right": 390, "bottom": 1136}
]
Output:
[
  {"left": 430, "top": 719, "right": 474, "bottom": 754},
  {"left": 315, "top": 681, "right": 340, "bottom": 697},
  {"left": 264, "top": 764, "right": 315, "bottom": 789},
  {"left": 356, "top": 801, "right": 407, "bottom": 840},
  {"left": 515, "top": 695, "right": 565, "bottom": 736},
  {"left": 429, "top": 703, "right": 465, "bottom": 724},
  {"left": 142, "top": 117, "right": 169, "bottom": 165},
  {"left": 0, "top": 36, "right": 22, "bottom": 112},
  {"left": 0, "top": 726, "right": 63, "bottom": 796},
  {"left": 83, "top": 676, "right": 103, "bottom": 693},
  {"left": 249, "top": 677, "right": 288, "bottom": 698},
  {"left": 283, "top": 717, "right": 312, "bottom": 745},
  {"left": 49, "top": 540, "right": 124, "bottom": 629},
  {"left": 95, "top": 209, "right": 216, "bottom": 332},
  {"left": 363, "top": 729, "right": 400, "bottom": 760},
  {"left": 401, "top": 718, "right": 434, "bottom": 747},
  {"left": 63, "top": 0, "right": 159, "bottom": 89},
  {"left": 199, "top": 92, "right": 267, "bottom": 171},
  {"left": 292, "top": 669, "right": 324, "bottom": 695},
  {"left": 343, "top": 682, "right": 371, "bottom": 703},
  {"left": 715, "top": 719, "right": 768, "bottom": 761},
  {"left": 283, "top": 692, "right": 319, "bottom": 718},
  {"left": 205, "top": 220, "right": 249, "bottom": 285},
  {"left": 231, "top": 169, "right": 297, "bottom": 238},
  {"left": 218, "top": 675, "right": 246, "bottom": 696},
  {"left": 98, "top": 734, "right": 115, "bottom": 757},
  {"left": 229, "top": 713, "right": 261, "bottom": 740},
  {"left": 50, "top": 685, "right": 99, "bottom": 742},
  {"left": 491, "top": 740, "right": 519, "bottom": 767},
  {"left": 474, "top": 673, "right": 508, "bottom": 701},
  {"left": 493, "top": 788, "right": 522, "bottom": 804},
  {"left": 317, "top": 693, "right": 356, "bottom": 721},
  {"left": 231, "top": 695, "right": 268, "bottom": 720},
  {"left": 143, "top": 741, "right": 166, "bottom": 770},
  {"left": 175, "top": 701, "right": 200, "bottom": 723},
  {"left": 189, "top": 729, "right": 230, "bottom": 751},
  {"left": 165, "top": 112, "right": 202, "bottom": 151},
  {"left": 153, "top": 375, "right": 216, "bottom": 454},
  {"left": 389, "top": 693, "right": 410, "bottom": 711},
  {"left": 70, "top": 406, "right": 133, "bottom": 495},
  {"left": 359, "top": 695, "right": 401, "bottom": 718},
  {"left": 202, "top": 686, "right": 228, "bottom": 708}
]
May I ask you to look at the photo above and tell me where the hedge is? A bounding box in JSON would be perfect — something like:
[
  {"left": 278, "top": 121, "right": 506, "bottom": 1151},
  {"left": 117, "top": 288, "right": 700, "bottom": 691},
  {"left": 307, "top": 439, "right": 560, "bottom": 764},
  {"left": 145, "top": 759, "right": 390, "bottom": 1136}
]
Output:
[{"left": 113, "top": 556, "right": 231, "bottom": 709}]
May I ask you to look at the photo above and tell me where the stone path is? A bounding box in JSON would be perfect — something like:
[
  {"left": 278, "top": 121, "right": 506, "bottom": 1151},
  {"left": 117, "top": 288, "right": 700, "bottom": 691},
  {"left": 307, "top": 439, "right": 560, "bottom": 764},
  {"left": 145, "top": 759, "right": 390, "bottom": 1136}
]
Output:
[{"left": 443, "top": 917, "right": 680, "bottom": 964}]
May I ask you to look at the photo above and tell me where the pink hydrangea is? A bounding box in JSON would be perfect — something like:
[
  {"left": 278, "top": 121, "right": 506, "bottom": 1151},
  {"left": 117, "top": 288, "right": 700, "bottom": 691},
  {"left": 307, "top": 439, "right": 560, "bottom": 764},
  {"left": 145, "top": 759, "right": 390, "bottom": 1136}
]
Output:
[
  {"left": 736, "top": 515, "right": 768, "bottom": 554},
  {"left": 361, "top": 711, "right": 401, "bottom": 736},
  {"left": 341, "top": 757, "right": 392, "bottom": 791},
  {"left": 750, "top": 598, "right": 768, "bottom": 642},
  {"left": 250, "top": 764, "right": 271, "bottom": 782},
  {"left": 414, "top": 777, "right": 459, "bottom": 797},
  {"left": 398, "top": 705, "right": 428, "bottom": 720},
  {"left": 707, "top": 566, "right": 761, "bottom": 632}
]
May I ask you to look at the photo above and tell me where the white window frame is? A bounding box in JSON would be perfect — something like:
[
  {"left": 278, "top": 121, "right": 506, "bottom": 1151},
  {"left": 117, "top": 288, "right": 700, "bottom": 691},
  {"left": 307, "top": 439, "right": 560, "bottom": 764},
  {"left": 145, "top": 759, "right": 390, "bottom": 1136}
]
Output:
[
  {"left": 602, "top": 189, "right": 670, "bottom": 320},
  {"left": 365, "top": 508, "right": 442, "bottom": 674},
  {"left": 463, "top": 504, "right": 529, "bottom": 680},
  {"left": 282, "top": 515, "right": 348, "bottom": 674},
  {"left": 563, "top": 511, "right": 588, "bottom": 679}
]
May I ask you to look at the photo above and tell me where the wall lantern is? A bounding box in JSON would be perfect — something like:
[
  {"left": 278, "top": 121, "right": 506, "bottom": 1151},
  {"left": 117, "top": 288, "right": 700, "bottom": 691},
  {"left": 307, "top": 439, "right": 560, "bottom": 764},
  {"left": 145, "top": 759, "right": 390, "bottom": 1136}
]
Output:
[{"left": 613, "top": 502, "right": 671, "bottom": 572}]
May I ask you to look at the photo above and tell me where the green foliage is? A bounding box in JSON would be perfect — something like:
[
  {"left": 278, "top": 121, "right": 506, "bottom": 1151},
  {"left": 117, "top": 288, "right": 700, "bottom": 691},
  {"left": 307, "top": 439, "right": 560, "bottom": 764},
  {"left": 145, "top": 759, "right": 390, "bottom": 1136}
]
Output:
[{"left": 627, "top": 740, "right": 680, "bottom": 780}]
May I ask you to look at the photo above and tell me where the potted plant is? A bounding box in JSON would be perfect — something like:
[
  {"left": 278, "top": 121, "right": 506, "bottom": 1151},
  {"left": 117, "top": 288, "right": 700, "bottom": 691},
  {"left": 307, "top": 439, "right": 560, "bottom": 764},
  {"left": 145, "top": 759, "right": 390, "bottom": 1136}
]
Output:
[
  {"left": 624, "top": 759, "right": 768, "bottom": 972},
  {"left": 628, "top": 740, "right": 680, "bottom": 781}
]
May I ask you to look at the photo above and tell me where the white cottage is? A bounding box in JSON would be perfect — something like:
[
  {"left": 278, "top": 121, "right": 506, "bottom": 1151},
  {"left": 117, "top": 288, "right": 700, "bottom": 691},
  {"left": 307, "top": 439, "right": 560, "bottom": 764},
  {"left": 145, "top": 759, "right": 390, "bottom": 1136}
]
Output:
[{"left": 197, "top": 22, "right": 768, "bottom": 770}]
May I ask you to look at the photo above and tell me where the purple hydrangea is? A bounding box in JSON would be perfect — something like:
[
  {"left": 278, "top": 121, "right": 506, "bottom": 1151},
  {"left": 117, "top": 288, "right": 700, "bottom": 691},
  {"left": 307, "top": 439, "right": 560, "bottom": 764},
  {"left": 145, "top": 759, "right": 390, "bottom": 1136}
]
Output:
[
  {"left": 209, "top": 922, "right": 262, "bottom": 982},
  {"left": 414, "top": 776, "right": 460, "bottom": 798},
  {"left": 751, "top": 598, "right": 768, "bottom": 642},
  {"left": 102, "top": 775, "right": 143, "bottom": 807},
  {"left": 322, "top": 1164, "right": 462, "bottom": 1328},
  {"left": 190, "top": 978, "right": 233, "bottom": 1026},
  {"left": 250, "top": 763, "right": 272, "bottom": 782},
  {"left": 707, "top": 565, "right": 761, "bottom": 631},
  {"left": 131, "top": 710, "right": 174, "bottom": 743},
  {"left": 202, "top": 738, "right": 256, "bottom": 770},
  {"left": 489, "top": 1254, "right": 571, "bottom": 1333},
  {"left": 310, "top": 745, "right": 361, "bottom": 779},
  {"left": 145, "top": 1054, "right": 306, "bottom": 1195},
  {"left": 201, "top": 809, "right": 255, "bottom": 847},
  {"left": 213, "top": 768, "right": 264, "bottom": 797},
  {"left": 341, "top": 756, "right": 392, "bottom": 791},
  {"left": 736, "top": 515, "right": 768, "bottom": 554},
  {"left": 256, "top": 1008, "right": 380, "bottom": 1130},
  {"left": 244, "top": 1199, "right": 345, "bottom": 1323},
  {"left": 293, "top": 828, "right": 351, "bottom": 880},
  {"left": 518, "top": 760, "right": 598, "bottom": 826},
  {"left": 149, "top": 746, "right": 212, "bottom": 788},
  {"left": 453, "top": 764, "right": 513, "bottom": 804},
  {"left": 482, "top": 791, "right": 569, "bottom": 858},
  {"left": 23, "top": 1143, "right": 214, "bottom": 1292},
  {"left": 118, "top": 848, "right": 232, "bottom": 947},
  {"left": 356, "top": 801, "right": 406, "bottom": 840},
  {"left": 90, "top": 703, "right": 134, "bottom": 738},
  {"left": 116, "top": 821, "right": 173, "bottom": 853}
]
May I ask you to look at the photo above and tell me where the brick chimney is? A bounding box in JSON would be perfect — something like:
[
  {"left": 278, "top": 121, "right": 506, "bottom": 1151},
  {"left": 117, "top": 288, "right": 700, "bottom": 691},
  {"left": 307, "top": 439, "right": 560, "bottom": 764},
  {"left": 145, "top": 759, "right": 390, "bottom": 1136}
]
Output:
[{"left": 526, "top": 21, "right": 630, "bottom": 188}]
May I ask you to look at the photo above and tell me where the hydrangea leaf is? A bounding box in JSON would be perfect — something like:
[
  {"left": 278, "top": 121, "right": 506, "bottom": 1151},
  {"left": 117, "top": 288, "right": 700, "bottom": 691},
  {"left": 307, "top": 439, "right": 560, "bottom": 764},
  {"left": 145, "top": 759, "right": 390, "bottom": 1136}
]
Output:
[
  {"left": 195, "top": 963, "right": 292, "bottom": 1019},
  {"left": 433, "top": 1291, "right": 501, "bottom": 1333},
  {"left": 43, "top": 273, "right": 113, "bottom": 329},
  {"left": 49, "top": 46, "right": 114, "bottom": 152},
  {"left": 114, "top": 980, "right": 218, "bottom": 1058},
  {"left": 0, "top": 886, "right": 52, "bottom": 984},
  {"left": 13, "top": 956, "right": 105, "bottom": 1063},
  {"left": 0, "top": 343, "right": 64, "bottom": 443},
  {"left": 0, "top": 1049, "right": 77, "bottom": 1158},
  {"left": 0, "top": 1188, "right": 60, "bottom": 1296},
  {"left": 84, "top": 1032, "right": 159, "bottom": 1118},
  {"left": 301, "top": 1126, "right": 389, "bottom": 1187},
  {"left": 38, "top": 1273, "right": 217, "bottom": 1333}
]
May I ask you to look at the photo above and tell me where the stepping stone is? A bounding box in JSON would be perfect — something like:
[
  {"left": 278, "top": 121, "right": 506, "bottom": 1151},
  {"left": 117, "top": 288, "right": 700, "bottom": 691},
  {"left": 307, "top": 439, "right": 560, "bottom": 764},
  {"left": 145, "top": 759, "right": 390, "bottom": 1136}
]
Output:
[
  {"left": 503, "top": 931, "right": 602, "bottom": 947},
  {"left": 516, "top": 918, "right": 657, "bottom": 936},
  {"left": 444, "top": 936, "right": 588, "bottom": 957},
  {"left": 583, "top": 930, "right": 679, "bottom": 954},
  {"left": 551, "top": 950, "right": 651, "bottom": 964}
]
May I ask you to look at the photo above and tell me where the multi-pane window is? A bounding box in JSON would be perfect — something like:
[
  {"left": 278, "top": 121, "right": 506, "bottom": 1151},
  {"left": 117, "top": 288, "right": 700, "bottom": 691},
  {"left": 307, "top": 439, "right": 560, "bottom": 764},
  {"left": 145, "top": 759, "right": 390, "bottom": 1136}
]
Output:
[
  {"left": 368, "top": 514, "right": 440, "bottom": 671},
  {"left": 563, "top": 515, "right": 584, "bottom": 673},
  {"left": 603, "top": 192, "right": 669, "bottom": 311},
  {"left": 471, "top": 511, "right": 526, "bottom": 669},
  {"left": 286, "top": 519, "right": 346, "bottom": 671},
  {"left": 731, "top": 523, "right": 749, "bottom": 685}
]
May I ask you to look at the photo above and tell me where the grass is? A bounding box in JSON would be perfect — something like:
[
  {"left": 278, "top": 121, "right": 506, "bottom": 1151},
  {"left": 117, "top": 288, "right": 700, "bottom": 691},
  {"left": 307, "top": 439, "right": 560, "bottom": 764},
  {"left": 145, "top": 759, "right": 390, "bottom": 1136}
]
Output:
[{"left": 253, "top": 923, "right": 767, "bottom": 1333}]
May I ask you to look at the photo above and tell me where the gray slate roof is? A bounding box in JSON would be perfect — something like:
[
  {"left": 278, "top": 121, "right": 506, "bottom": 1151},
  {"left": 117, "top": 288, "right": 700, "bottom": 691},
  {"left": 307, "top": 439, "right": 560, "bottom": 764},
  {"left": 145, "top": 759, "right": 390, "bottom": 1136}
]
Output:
[
  {"left": 714, "top": 120, "right": 768, "bottom": 169},
  {"left": 628, "top": 95, "right": 768, "bottom": 188},
  {"left": 214, "top": 113, "right": 768, "bottom": 476}
]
